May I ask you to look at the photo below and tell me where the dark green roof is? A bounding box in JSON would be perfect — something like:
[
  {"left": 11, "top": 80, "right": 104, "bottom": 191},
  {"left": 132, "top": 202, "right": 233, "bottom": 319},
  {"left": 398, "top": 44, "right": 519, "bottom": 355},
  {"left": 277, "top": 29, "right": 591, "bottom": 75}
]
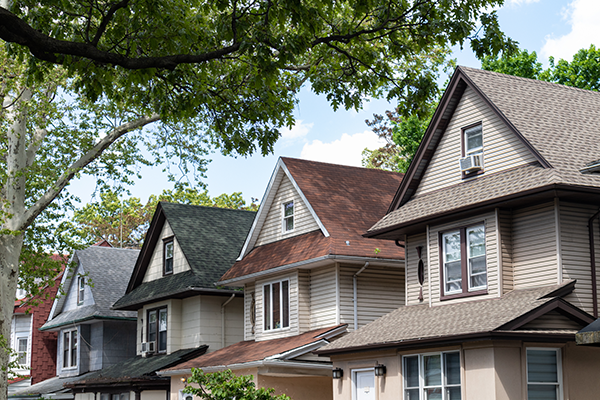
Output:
[{"left": 113, "top": 203, "right": 255, "bottom": 310}]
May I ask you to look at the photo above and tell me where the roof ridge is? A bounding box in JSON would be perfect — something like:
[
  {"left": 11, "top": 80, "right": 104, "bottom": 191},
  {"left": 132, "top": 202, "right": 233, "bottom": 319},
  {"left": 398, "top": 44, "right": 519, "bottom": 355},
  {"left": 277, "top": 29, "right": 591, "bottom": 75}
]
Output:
[
  {"left": 281, "top": 156, "right": 404, "bottom": 177},
  {"left": 160, "top": 202, "right": 257, "bottom": 214}
]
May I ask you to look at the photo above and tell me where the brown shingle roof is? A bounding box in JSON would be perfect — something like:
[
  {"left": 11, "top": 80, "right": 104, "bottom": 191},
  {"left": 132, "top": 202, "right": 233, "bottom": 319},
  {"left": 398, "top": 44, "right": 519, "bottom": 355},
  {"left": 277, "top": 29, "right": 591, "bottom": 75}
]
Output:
[
  {"left": 220, "top": 158, "right": 404, "bottom": 282},
  {"left": 162, "top": 325, "right": 346, "bottom": 372},
  {"left": 318, "top": 281, "right": 586, "bottom": 354},
  {"left": 369, "top": 67, "right": 600, "bottom": 235}
]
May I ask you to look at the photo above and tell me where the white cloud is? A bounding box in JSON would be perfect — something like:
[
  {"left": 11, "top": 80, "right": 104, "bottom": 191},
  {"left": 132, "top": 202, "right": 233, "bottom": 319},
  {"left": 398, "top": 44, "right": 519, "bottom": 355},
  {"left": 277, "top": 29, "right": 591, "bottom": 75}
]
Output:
[
  {"left": 280, "top": 120, "right": 313, "bottom": 140},
  {"left": 299, "top": 130, "right": 385, "bottom": 167},
  {"left": 541, "top": 0, "right": 600, "bottom": 62}
]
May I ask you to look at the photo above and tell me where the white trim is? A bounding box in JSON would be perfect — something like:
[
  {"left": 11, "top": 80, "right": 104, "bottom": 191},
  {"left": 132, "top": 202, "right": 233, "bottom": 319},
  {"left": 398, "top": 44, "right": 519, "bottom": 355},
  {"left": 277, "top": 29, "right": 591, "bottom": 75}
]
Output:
[
  {"left": 351, "top": 368, "right": 375, "bottom": 400},
  {"left": 179, "top": 390, "right": 193, "bottom": 400},
  {"left": 262, "top": 278, "right": 290, "bottom": 332},
  {"left": 335, "top": 263, "right": 340, "bottom": 325},
  {"left": 526, "top": 347, "right": 563, "bottom": 400},
  {"left": 496, "top": 208, "right": 503, "bottom": 297},
  {"left": 555, "top": 198, "right": 563, "bottom": 284},
  {"left": 281, "top": 199, "right": 295, "bottom": 234},
  {"left": 426, "top": 225, "right": 432, "bottom": 307},
  {"left": 266, "top": 339, "right": 330, "bottom": 360},
  {"left": 314, "top": 324, "right": 349, "bottom": 340}
]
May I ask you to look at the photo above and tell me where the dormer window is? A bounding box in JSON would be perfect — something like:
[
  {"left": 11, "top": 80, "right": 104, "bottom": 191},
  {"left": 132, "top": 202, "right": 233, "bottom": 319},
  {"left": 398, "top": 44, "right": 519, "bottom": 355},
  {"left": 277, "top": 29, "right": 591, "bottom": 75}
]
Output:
[
  {"left": 77, "top": 276, "right": 85, "bottom": 305},
  {"left": 163, "top": 239, "right": 174, "bottom": 275},
  {"left": 282, "top": 201, "right": 294, "bottom": 233},
  {"left": 460, "top": 123, "right": 484, "bottom": 177}
]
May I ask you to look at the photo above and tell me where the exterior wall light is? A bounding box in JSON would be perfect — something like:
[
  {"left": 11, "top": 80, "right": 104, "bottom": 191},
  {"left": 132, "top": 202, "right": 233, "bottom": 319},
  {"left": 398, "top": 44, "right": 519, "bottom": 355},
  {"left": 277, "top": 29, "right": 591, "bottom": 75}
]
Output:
[
  {"left": 332, "top": 367, "right": 343, "bottom": 379},
  {"left": 374, "top": 364, "right": 387, "bottom": 376}
]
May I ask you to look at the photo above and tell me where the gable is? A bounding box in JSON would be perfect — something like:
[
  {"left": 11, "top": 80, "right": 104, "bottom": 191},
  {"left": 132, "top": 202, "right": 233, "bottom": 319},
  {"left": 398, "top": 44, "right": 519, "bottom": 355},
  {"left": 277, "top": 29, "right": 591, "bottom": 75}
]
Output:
[
  {"left": 415, "top": 86, "right": 538, "bottom": 196},
  {"left": 517, "top": 310, "right": 585, "bottom": 331},
  {"left": 142, "top": 220, "right": 190, "bottom": 283},
  {"left": 61, "top": 264, "right": 94, "bottom": 312}
]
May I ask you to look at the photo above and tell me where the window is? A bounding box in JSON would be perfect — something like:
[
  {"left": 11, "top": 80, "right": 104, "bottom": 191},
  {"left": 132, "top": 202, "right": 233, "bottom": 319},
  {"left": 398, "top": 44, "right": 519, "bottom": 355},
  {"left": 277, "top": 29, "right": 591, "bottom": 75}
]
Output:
[
  {"left": 77, "top": 276, "right": 85, "bottom": 305},
  {"left": 527, "top": 348, "right": 562, "bottom": 400},
  {"left": 63, "top": 329, "right": 77, "bottom": 368},
  {"left": 440, "top": 224, "right": 487, "bottom": 298},
  {"left": 147, "top": 307, "right": 167, "bottom": 353},
  {"left": 163, "top": 239, "right": 174, "bottom": 275},
  {"left": 464, "top": 124, "right": 483, "bottom": 156},
  {"left": 403, "top": 351, "right": 461, "bottom": 400},
  {"left": 263, "top": 280, "right": 289, "bottom": 331},
  {"left": 282, "top": 201, "right": 294, "bottom": 233},
  {"left": 16, "top": 337, "right": 28, "bottom": 366}
]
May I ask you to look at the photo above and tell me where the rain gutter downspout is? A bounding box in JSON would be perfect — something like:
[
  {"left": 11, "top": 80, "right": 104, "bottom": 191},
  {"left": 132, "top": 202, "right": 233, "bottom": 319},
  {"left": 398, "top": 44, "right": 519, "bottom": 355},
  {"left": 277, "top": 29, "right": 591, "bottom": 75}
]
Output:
[
  {"left": 221, "top": 293, "right": 235, "bottom": 347},
  {"left": 589, "top": 210, "right": 600, "bottom": 318},
  {"left": 353, "top": 262, "right": 369, "bottom": 330}
]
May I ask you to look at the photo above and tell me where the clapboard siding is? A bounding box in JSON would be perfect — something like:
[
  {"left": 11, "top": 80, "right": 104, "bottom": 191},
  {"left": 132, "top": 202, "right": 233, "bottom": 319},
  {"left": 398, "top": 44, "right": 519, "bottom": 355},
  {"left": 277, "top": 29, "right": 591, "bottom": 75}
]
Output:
[
  {"left": 339, "top": 264, "right": 404, "bottom": 330},
  {"left": 244, "top": 283, "right": 255, "bottom": 341},
  {"left": 560, "top": 202, "right": 600, "bottom": 315},
  {"left": 309, "top": 266, "right": 337, "bottom": 330},
  {"left": 512, "top": 202, "right": 557, "bottom": 288},
  {"left": 143, "top": 221, "right": 190, "bottom": 283},
  {"left": 499, "top": 209, "right": 514, "bottom": 293},
  {"left": 255, "top": 175, "right": 320, "bottom": 246},
  {"left": 519, "top": 310, "right": 584, "bottom": 330},
  {"left": 416, "top": 86, "right": 537, "bottom": 196},
  {"left": 298, "top": 270, "right": 311, "bottom": 333},
  {"left": 255, "top": 272, "right": 299, "bottom": 341},
  {"left": 429, "top": 212, "right": 499, "bottom": 305},
  {"left": 405, "top": 233, "right": 428, "bottom": 306}
]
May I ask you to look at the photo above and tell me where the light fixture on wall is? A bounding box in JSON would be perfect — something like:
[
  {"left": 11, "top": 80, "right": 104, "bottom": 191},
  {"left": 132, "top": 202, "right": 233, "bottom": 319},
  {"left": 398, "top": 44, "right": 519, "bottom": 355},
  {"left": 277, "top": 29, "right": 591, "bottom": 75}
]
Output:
[
  {"left": 332, "top": 367, "right": 343, "bottom": 379},
  {"left": 374, "top": 364, "right": 387, "bottom": 376},
  {"left": 180, "top": 377, "right": 187, "bottom": 383}
]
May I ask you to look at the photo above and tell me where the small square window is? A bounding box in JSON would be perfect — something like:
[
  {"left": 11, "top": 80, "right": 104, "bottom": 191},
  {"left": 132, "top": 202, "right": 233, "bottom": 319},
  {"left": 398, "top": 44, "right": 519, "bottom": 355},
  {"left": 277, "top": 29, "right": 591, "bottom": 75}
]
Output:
[
  {"left": 164, "top": 239, "right": 174, "bottom": 275},
  {"left": 282, "top": 201, "right": 294, "bottom": 233}
]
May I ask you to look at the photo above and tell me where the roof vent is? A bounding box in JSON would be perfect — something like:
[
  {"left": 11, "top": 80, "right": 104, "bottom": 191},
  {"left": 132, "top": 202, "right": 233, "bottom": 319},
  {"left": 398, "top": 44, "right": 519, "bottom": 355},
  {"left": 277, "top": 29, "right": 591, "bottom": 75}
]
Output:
[
  {"left": 459, "top": 153, "right": 483, "bottom": 173},
  {"left": 580, "top": 159, "right": 600, "bottom": 174}
]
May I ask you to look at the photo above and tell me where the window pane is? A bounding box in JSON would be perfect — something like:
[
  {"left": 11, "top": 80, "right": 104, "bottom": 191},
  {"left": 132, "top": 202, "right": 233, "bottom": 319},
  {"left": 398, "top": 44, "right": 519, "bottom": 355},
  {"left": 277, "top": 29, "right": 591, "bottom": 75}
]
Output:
[
  {"left": 444, "top": 352, "right": 461, "bottom": 385},
  {"left": 284, "top": 202, "right": 294, "bottom": 217},
  {"left": 424, "top": 355, "right": 441, "bottom": 386},
  {"left": 17, "top": 338, "right": 27, "bottom": 365},
  {"left": 446, "top": 387, "right": 462, "bottom": 400},
  {"left": 444, "top": 233, "right": 461, "bottom": 262},
  {"left": 445, "top": 261, "right": 462, "bottom": 293},
  {"left": 71, "top": 330, "right": 77, "bottom": 367},
  {"left": 148, "top": 311, "right": 157, "bottom": 342},
  {"left": 425, "top": 388, "right": 442, "bottom": 400},
  {"left": 467, "top": 227, "right": 485, "bottom": 257},
  {"left": 272, "top": 282, "right": 281, "bottom": 329},
  {"left": 285, "top": 217, "right": 294, "bottom": 231},
  {"left": 159, "top": 309, "right": 167, "bottom": 351},
  {"left": 264, "top": 285, "right": 271, "bottom": 330},
  {"left": 527, "top": 385, "right": 558, "bottom": 400},
  {"left": 465, "top": 126, "right": 482, "bottom": 153},
  {"left": 527, "top": 350, "right": 558, "bottom": 383},
  {"left": 63, "top": 332, "right": 70, "bottom": 367},
  {"left": 282, "top": 281, "right": 289, "bottom": 328},
  {"left": 405, "top": 356, "right": 420, "bottom": 388},
  {"left": 405, "top": 389, "right": 419, "bottom": 400}
]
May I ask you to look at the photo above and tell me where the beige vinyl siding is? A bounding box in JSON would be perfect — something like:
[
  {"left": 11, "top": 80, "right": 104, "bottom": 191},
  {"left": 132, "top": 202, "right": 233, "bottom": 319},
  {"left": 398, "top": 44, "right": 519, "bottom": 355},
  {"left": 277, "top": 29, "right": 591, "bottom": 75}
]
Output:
[
  {"left": 405, "top": 233, "right": 428, "bottom": 306},
  {"left": 255, "top": 272, "right": 299, "bottom": 341},
  {"left": 560, "top": 202, "right": 600, "bottom": 315},
  {"left": 244, "top": 283, "right": 256, "bottom": 341},
  {"left": 298, "top": 270, "right": 310, "bottom": 333},
  {"left": 338, "top": 264, "right": 404, "bottom": 330},
  {"left": 518, "top": 310, "right": 584, "bottom": 330},
  {"left": 429, "top": 212, "right": 499, "bottom": 306},
  {"left": 142, "top": 222, "right": 190, "bottom": 282},
  {"left": 498, "top": 209, "right": 514, "bottom": 293},
  {"left": 415, "top": 86, "right": 537, "bottom": 196},
  {"left": 512, "top": 202, "right": 558, "bottom": 289},
  {"left": 309, "top": 266, "right": 337, "bottom": 330},
  {"left": 255, "top": 175, "right": 320, "bottom": 246}
]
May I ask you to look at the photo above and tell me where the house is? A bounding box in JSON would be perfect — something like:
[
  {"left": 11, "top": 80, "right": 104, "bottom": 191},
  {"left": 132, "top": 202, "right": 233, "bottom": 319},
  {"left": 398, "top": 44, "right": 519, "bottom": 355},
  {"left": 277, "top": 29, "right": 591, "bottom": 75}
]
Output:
[
  {"left": 8, "top": 265, "right": 64, "bottom": 395},
  {"left": 158, "top": 158, "right": 406, "bottom": 400},
  {"left": 316, "top": 66, "right": 600, "bottom": 400},
  {"left": 11, "top": 244, "right": 140, "bottom": 399},
  {"left": 66, "top": 203, "right": 256, "bottom": 400}
]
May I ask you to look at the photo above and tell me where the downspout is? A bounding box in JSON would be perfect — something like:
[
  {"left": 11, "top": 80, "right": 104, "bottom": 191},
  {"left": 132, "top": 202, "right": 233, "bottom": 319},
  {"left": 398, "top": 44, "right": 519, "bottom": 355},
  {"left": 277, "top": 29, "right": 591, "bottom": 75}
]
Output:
[
  {"left": 589, "top": 210, "right": 600, "bottom": 318},
  {"left": 221, "top": 294, "right": 235, "bottom": 348},
  {"left": 353, "top": 262, "right": 369, "bottom": 330}
]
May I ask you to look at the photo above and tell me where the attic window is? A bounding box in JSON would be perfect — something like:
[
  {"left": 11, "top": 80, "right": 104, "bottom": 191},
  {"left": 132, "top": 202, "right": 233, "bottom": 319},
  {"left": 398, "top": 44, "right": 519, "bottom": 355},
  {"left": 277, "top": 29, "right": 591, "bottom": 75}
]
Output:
[
  {"left": 77, "top": 276, "right": 85, "bottom": 305},
  {"left": 580, "top": 159, "right": 600, "bottom": 174},
  {"left": 460, "top": 123, "right": 484, "bottom": 177},
  {"left": 282, "top": 201, "right": 294, "bottom": 233},
  {"left": 163, "top": 238, "right": 174, "bottom": 275}
]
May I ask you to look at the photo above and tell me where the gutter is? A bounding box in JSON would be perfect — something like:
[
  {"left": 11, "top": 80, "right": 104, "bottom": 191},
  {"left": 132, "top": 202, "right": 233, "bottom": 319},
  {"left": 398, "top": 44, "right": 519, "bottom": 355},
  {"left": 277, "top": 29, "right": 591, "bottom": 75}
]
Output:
[
  {"left": 158, "top": 359, "right": 333, "bottom": 376},
  {"left": 221, "top": 294, "right": 235, "bottom": 348},
  {"left": 589, "top": 209, "right": 600, "bottom": 318},
  {"left": 353, "top": 263, "right": 369, "bottom": 330}
]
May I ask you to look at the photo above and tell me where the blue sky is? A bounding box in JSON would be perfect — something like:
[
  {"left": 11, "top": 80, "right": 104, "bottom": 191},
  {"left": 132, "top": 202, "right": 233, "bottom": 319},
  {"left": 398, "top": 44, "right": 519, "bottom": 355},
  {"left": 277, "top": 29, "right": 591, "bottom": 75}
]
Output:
[{"left": 68, "top": 0, "right": 600, "bottom": 205}]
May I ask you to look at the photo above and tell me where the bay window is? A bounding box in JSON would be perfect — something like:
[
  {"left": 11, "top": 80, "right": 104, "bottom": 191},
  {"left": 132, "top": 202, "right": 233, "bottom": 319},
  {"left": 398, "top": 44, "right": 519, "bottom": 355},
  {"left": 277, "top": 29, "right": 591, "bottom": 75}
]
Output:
[
  {"left": 263, "top": 280, "right": 289, "bottom": 331},
  {"left": 403, "top": 351, "right": 461, "bottom": 400}
]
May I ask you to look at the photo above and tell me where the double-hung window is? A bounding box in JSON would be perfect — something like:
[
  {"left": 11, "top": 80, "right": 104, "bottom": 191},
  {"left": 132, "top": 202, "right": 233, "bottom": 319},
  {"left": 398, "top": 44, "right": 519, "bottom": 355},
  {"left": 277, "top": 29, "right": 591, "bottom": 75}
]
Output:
[
  {"left": 77, "top": 276, "right": 85, "bottom": 305},
  {"left": 464, "top": 124, "right": 483, "bottom": 156},
  {"left": 16, "top": 337, "right": 28, "bottom": 366},
  {"left": 147, "top": 307, "right": 168, "bottom": 353},
  {"left": 63, "top": 329, "right": 77, "bottom": 368},
  {"left": 263, "top": 280, "right": 289, "bottom": 331},
  {"left": 441, "top": 224, "right": 487, "bottom": 298},
  {"left": 403, "top": 351, "right": 461, "bottom": 400},
  {"left": 282, "top": 201, "right": 294, "bottom": 233},
  {"left": 163, "top": 239, "right": 174, "bottom": 275},
  {"left": 527, "top": 348, "right": 562, "bottom": 400}
]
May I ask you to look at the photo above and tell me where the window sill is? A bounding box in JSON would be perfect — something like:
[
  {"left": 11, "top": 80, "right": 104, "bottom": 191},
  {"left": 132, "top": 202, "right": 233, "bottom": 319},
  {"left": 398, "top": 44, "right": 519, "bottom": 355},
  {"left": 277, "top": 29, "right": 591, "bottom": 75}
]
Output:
[
  {"left": 263, "top": 326, "right": 291, "bottom": 333},
  {"left": 461, "top": 169, "right": 484, "bottom": 180},
  {"left": 440, "top": 289, "right": 488, "bottom": 301}
]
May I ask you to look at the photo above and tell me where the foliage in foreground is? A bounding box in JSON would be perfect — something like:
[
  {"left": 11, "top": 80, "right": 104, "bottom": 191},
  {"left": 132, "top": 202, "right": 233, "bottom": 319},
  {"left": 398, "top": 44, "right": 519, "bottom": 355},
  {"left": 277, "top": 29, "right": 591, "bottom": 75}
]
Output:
[{"left": 183, "top": 369, "right": 290, "bottom": 400}]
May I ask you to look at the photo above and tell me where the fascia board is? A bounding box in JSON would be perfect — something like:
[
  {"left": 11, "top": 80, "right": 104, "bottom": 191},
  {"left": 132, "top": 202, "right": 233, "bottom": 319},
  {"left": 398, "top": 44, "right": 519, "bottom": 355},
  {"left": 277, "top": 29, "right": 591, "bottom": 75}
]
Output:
[
  {"left": 265, "top": 339, "right": 329, "bottom": 360},
  {"left": 158, "top": 359, "right": 332, "bottom": 376}
]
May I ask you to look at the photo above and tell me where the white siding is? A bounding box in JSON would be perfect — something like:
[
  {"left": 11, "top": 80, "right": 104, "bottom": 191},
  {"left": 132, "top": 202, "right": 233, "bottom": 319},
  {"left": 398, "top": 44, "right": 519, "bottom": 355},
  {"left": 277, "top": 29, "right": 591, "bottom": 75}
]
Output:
[
  {"left": 339, "top": 264, "right": 404, "bottom": 330},
  {"left": 309, "top": 266, "right": 337, "bottom": 330},
  {"left": 298, "top": 270, "right": 310, "bottom": 333},
  {"left": 244, "top": 283, "right": 256, "bottom": 341},
  {"left": 498, "top": 209, "right": 514, "bottom": 294},
  {"left": 142, "top": 221, "right": 190, "bottom": 283},
  {"left": 512, "top": 202, "right": 558, "bottom": 289},
  {"left": 560, "top": 202, "right": 600, "bottom": 315},
  {"left": 255, "top": 272, "right": 299, "bottom": 341},
  {"left": 428, "top": 212, "right": 499, "bottom": 306},
  {"left": 416, "top": 86, "right": 537, "bottom": 196},
  {"left": 405, "top": 233, "right": 429, "bottom": 306},
  {"left": 255, "top": 175, "right": 320, "bottom": 246}
]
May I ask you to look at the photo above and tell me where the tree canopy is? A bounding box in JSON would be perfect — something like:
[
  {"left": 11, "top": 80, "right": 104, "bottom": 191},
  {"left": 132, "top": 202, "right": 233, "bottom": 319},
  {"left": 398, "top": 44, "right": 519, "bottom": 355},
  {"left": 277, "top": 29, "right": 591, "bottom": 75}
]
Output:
[{"left": 183, "top": 369, "right": 289, "bottom": 400}]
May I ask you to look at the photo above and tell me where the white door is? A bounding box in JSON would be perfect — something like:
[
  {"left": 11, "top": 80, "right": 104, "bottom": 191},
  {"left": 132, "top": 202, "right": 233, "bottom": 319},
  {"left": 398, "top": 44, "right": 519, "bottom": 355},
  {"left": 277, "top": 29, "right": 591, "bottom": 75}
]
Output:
[{"left": 354, "top": 370, "right": 376, "bottom": 400}]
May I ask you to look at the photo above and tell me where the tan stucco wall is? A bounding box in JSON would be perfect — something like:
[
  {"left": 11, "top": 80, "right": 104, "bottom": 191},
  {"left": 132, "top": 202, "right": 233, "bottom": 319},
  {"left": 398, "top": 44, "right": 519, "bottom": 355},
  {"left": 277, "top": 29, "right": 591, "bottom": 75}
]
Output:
[
  {"left": 563, "top": 342, "right": 600, "bottom": 399},
  {"left": 141, "top": 390, "right": 167, "bottom": 400},
  {"left": 258, "top": 375, "right": 332, "bottom": 400}
]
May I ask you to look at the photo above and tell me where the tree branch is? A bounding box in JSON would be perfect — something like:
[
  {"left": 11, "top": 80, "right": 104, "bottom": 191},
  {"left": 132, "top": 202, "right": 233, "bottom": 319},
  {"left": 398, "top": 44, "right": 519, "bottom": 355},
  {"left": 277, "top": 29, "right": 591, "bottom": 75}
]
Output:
[{"left": 91, "top": 0, "right": 130, "bottom": 46}]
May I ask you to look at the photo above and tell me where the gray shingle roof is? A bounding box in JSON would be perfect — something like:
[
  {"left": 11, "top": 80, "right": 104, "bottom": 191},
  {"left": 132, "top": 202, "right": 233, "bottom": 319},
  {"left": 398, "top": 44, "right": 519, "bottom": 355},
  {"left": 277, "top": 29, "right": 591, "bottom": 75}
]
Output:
[
  {"left": 113, "top": 203, "right": 255, "bottom": 310},
  {"left": 318, "top": 281, "right": 581, "bottom": 353},
  {"left": 41, "top": 247, "right": 139, "bottom": 330},
  {"left": 369, "top": 67, "right": 600, "bottom": 234}
]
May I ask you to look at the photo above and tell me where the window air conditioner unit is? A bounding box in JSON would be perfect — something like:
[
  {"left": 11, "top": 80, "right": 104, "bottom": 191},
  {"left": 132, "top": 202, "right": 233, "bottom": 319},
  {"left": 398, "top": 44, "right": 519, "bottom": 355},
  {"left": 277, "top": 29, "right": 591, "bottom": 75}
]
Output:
[
  {"left": 459, "top": 153, "right": 483, "bottom": 173},
  {"left": 141, "top": 341, "right": 156, "bottom": 355}
]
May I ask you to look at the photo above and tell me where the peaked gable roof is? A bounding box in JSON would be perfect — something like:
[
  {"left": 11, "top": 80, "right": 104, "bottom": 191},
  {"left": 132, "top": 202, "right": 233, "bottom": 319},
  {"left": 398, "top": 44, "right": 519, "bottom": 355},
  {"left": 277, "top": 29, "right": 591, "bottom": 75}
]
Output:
[
  {"left": 220, "top": 158, "right": 405, "bottom": 283},
  {"left": 113, "top": 203, "right": 255, "bottom": 310},
  {"left": 368, "top": 66, "right": 600, "bottom": 237}
]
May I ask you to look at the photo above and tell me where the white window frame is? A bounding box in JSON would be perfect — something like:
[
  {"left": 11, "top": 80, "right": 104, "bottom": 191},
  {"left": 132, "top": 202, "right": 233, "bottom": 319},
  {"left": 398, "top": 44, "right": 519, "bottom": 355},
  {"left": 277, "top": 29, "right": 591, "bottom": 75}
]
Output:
[
  {"left": 466, "top": 224, "right": 486, "bottom": 292},
  {"left": 402, "top": 351, "right": 461, "bottom": 400},
  {"left": 77, "top": 276, "right": 85, "bottom": 305},
  {"left": 526, "top": 347, "right": 563, "bottom": 400},
  {"left": 62, "top": 328, "right": 78, "bottom": 369},
  {"left": 351, "top": 368, "right": 375, "bottom": 400},
  {"left": 282, "top": 200, "right": 294, "bottom": 233},
  {"left": 262, "top": 279, "right": 290, "bottom": 331},
  {"left": 15, "top": 336, "right": 28, "bottom": 366},
  {"left": 464, "top": 124, "right": 483, "bottom": 156},
  {"left": 442, "top": 230, "right": 462, "bottom": 295}
]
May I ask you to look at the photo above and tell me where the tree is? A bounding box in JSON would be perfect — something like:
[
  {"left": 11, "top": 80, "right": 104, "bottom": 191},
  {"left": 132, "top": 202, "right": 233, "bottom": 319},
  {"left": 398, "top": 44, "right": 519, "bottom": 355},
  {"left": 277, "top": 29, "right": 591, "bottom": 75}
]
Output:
[{"left": 183, "top": 369, "right": 289, "bottom": 400}]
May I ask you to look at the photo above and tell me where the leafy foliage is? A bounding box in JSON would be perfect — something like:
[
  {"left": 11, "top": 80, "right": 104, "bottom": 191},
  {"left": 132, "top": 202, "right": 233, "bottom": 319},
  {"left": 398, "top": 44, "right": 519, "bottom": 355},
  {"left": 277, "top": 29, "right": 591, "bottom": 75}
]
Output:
[{"left": 183, "top": 369, "right": 289, "bottom": 400}]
